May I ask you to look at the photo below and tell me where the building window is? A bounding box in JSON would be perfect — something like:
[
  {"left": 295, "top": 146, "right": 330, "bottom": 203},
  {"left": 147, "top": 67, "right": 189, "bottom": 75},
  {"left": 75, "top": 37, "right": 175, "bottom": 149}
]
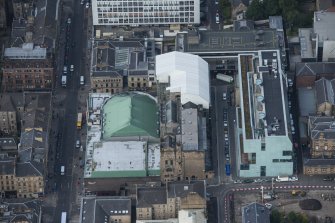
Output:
[
  {"left": 283, "top": 151, "right": 292, "bottom": 156},
  {"left": 260, "top": 166, "right": 266, "bottom": 176}
]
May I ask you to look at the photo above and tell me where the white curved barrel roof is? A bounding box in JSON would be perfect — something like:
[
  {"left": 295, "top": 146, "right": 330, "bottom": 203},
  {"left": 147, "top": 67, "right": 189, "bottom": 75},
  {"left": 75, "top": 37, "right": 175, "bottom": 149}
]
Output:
[{"left": 156, "top": 51, "right": 210, "bottom": 109}]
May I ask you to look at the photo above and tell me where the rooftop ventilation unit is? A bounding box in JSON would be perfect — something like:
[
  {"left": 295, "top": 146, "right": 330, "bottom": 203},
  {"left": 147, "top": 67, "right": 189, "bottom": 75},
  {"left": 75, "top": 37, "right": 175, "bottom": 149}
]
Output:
[
  {"left": 258, "top": 112, "right": 266, "bottom": 119},
  {"left": 256, "top": 78, "right": 263, "bottom": 85},
  {"left": 257, "top": 95, "right": 264, "bottom": 102}
]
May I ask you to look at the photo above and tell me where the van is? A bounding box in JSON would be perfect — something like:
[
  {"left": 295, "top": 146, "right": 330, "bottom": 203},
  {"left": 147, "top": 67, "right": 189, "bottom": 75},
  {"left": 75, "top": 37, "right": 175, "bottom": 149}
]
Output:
[
  {"left": 80, "top": 76, "right": 84, "bottom": 85},
  {"left": 61, "top": 75, "right": 67, "bottom": 87},
  {"left": 61, "top": 166, "right": 65, "bottom": 175},
  {"left": 63, "top": 66, "right": 68, "bottom": 74}
]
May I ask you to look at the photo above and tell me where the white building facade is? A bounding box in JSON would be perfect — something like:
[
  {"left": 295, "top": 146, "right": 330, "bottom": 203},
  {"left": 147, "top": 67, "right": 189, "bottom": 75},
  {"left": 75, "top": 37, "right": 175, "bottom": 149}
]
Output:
[{"left": 92, "top": 0, "right": 200, "bottom": 26}]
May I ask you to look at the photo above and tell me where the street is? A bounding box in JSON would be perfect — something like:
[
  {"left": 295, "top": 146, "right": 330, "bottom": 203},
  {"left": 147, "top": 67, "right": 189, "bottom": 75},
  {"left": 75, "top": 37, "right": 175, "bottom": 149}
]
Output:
[{"left": 43, "top": 0, "right": 91, "bottom": 222}]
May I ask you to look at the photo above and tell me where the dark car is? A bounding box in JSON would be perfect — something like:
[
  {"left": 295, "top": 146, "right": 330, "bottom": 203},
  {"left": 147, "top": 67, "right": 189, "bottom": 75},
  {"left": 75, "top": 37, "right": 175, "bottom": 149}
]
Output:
[
  {"left": 323, "top": 176, "right": 333, "bottom": 181},
  {"left": 243, "top": 179, "right": 254, "bottom": 183}
]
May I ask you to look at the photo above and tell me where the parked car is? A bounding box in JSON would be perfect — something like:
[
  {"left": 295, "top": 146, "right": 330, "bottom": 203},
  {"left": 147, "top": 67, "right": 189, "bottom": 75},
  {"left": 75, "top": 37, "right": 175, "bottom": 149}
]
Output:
[
  {"left": 323, "top": 176, "right": 333, "bottom": 181},
  {"left": 76, "top": 140, "right": 81, "bottom": 148},
  {"left": 86, "top": 2, "right": 90, "bottom": 8},
  {"left": 243, "top": 179, "right": 254, "bottom": 183},
  {"left": 70, "top": 64, "right": 74, "bottom": 72},
  {"left": 67, "top": 18, "right": 71, "bottom": 24},
  {"left": 224, "top": 121, "right": 228, "bottom": 127}
]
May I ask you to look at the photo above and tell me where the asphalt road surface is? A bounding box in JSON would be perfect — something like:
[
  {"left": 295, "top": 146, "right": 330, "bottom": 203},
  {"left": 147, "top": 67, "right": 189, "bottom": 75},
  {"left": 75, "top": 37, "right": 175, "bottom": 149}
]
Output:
[{"left": 51, "top": 0, "right": 89, "bottom": 221}]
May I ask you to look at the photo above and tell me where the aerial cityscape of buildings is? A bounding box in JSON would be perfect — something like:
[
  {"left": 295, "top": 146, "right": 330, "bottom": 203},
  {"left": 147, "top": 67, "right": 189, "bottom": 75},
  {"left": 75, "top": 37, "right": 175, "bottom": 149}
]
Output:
[{"left": 0, "top": 0, "right": 335, "bottom": 222}]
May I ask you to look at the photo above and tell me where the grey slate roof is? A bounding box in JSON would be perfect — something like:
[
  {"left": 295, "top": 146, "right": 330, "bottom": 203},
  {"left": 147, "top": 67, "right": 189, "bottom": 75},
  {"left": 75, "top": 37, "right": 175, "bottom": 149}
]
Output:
[
  {"left": 16, "top": 161, "right": 43, "bottom": 177},
  {"left": 304, "top": 158, "right": 335, "bottom": 166},
  {"left": 19, "top": 129, "right": 47, "bottom": 163},
  {"left": 242, "top": 202, "right": 270, "bottom": 223},
  {"left": 81, "top": 197, "right": 131, "bottom": 223},
  {"left": 309, "top": 116, "right": 335, "bottom": 140},
  {"left": 167, "top": 181, "right": 205, "bottom": 199},
  {"left": 315, "top": 78, "right": 335, "bottom": 105},
  {"left": 0, "top": 137, "right": 17, "bottom": 151},
  {"left": 1, "top": 199, "right": 42, "bottom": 223},
  {"left": 296, "top": 62, "right": 335, "bottom": 76},
  {"left": 0, "top": 94, "right": 16, "bottom": 111},
  {"left": 137, "top": 187, "right": 167, "bottom": 208},
  {"left": 0, "top": 157, "right": 15, "bottom": 175},
  {"left": 22, "top": 92, "right": 51, "bottom": 131},
  {"left": 92, "top": 39, "right": 146, "bottom": 74}
]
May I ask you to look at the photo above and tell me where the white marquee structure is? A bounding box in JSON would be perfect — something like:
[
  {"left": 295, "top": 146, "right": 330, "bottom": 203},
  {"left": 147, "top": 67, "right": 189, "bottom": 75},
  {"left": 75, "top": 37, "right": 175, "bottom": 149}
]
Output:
[{"left": 156, "top": 51, "right": 210, "bottom": 109}]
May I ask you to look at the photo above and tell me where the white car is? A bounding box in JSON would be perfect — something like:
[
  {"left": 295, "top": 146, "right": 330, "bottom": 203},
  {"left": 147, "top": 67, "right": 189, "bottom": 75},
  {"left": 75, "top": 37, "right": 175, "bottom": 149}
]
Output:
[
  {"left": 76, "top": 140, "right": 81, "bottom": 148},
  {"left": 67, "top": 18, "right": 71, "bottom": 24},
  {"left": 86, "top": 2, "right": 90, "bottom": 8},
  {"left": 289, "top": 176, "right": 298, "bottom": 182},
  {"left": 70, "top": 64, "right": 74, "bottom": 72},
  {"left": 224, "top": 121, "right": 228, "bottom": 127},
  {"left": 81, "top": 0, "right": 84, "bottom": 4},
  {"left": 215, "top": 13, "right": 220, "bottom": 24}
]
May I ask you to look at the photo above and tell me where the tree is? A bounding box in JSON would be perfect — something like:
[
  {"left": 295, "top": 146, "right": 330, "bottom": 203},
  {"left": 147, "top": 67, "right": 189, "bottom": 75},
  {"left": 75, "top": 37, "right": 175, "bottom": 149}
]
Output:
[
  {"left": 245, "top": 0, "right": 265, "bottom": 20},
  {"left": 264, "top": 0, "right": 280, "bottom": 17},
  {"left": 270, "top": 209, "right": 285, "bottom": 223}
]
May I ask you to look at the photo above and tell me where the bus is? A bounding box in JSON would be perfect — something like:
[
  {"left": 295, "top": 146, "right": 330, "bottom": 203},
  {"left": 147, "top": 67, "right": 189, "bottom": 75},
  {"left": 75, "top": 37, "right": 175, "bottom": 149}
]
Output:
[
  {"left": 77, "top": 112, "right": 82, "bottom": 129},
  {"left": 225, "top": 164, "right": 231, "bottom": 176},
  {"left": 61, "top": 212, "right": 67, "bottom": 223}
]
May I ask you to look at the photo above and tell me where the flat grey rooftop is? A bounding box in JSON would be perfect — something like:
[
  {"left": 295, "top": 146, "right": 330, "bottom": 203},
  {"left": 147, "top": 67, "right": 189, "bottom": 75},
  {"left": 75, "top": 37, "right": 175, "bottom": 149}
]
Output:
[
  {"left": 262, "top": 74, "right": 286, "bottom": 136},
  {"left": 185, "top": 30, "right": 278, "bottom": 53},
  {"left": 81, "top": 197, "right": 131, "bottom": 223}
]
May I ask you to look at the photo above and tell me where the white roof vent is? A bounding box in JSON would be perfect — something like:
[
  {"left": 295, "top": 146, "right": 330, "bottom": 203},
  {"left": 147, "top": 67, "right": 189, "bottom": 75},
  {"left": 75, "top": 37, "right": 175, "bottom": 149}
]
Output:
[
  {"left": 257, "top": 95, "right": 264, "bottom": 102},
  {"left": 258, "top": 112, "right": 266, "bottom": 119}
]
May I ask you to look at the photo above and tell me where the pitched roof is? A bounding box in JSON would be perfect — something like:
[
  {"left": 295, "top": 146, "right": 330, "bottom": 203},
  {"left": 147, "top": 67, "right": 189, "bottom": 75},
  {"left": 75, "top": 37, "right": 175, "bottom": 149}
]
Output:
[
  {"left": 156, "top": 51, "right": 210, "bottom": 109},
  {"left": 0, "top": 157, "right": 15, "bottom": 175},
  {"left": 309, "top": 116, "right": 335, "bottom": 140},
  {"left": 16, "top": 161, "right": 43, "bottom": 177},
  {"left": 304, "top": 158, "right": 335, "bottom": 166},
  {"left": 81, "top": 196, "right": 131, "bottom": 223},
  {"left": 137, "top": 187, "right": 167, "bottom": 208},
  {"left": 296, "top": 62, "right": 335, "bottom": 76},
  {"left": 315, "top": 78, "right": 335, "bottom": 105},
  {"left": 167, "top": 181, "right": 206, "bottom": 199},
  {"left": 242, "top": 202, "right": 270, "bottom": 223},
  {"left": 102, "top": 92, "right": 159, "bottom": 139}
]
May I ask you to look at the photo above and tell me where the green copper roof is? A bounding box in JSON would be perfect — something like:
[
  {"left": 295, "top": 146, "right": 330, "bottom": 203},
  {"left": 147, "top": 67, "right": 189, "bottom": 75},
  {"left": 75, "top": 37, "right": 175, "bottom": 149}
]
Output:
[{"left": 102, "top": 93, "right": 159, "bottom": 139}]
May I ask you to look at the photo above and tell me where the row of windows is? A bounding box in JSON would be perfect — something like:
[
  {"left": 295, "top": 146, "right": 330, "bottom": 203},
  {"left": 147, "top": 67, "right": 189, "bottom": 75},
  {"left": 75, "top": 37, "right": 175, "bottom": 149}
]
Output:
[
  {"left": 98, "top": 6, "right": 194, "bottom": 12},
  {"left": 305, "top": 167, "right": 335, "bottom": 173},
  {"left": 95, "top": 84, "right": 120, "bottom": 88},
  {"left": 98, "top": 11, "right": 194, "bottom": 17},
  {"left": 98, "top": 17, "right": 194, "bottom": 24},
  {"left": 94, "top": 79, "right": 121, "bottom": 82},
  {"left": 97, "top": 1, "right": 194, "bottom": 7},
  {"left": 272, "top": 159, "right": 293, "bottom": 163}
]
